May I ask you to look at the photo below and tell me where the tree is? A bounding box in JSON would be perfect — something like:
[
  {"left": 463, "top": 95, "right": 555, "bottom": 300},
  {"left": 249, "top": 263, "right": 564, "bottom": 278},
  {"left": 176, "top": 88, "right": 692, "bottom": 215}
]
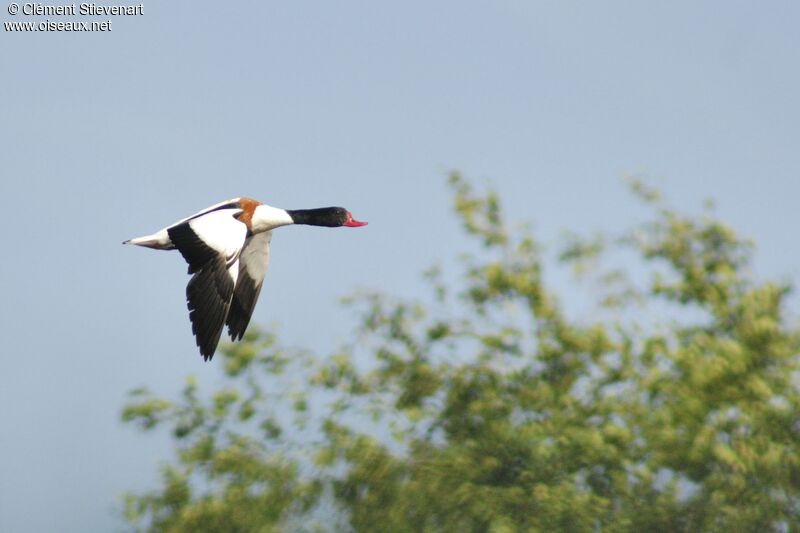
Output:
[{"left": 122, "top": 174, "right": 800, "bottom": 532}]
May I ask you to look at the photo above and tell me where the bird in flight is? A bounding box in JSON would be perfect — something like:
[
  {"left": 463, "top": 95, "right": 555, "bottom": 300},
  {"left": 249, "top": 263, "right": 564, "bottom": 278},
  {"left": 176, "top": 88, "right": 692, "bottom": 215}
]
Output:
[{"left": 124, "top": 197, "right": 367, "bottom": 360}]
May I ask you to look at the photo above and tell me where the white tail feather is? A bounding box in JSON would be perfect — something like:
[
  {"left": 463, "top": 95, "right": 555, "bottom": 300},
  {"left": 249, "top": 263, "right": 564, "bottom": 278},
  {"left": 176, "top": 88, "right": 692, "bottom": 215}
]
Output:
[{"left": 123, "top": 229, "right": 174, "bottom": 250}]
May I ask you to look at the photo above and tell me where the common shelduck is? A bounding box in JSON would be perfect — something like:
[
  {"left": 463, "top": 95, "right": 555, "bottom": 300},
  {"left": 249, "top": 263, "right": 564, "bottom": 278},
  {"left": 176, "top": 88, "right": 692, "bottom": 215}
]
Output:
[{"left": 124, "top": 198, "right": 367, "bottom": 360}]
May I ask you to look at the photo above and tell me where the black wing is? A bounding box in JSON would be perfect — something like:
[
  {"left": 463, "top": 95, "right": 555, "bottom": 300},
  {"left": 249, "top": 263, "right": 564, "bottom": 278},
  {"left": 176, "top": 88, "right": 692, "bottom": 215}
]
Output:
[
  {"left": 168, "top": 222, "right": 242, "bottom": 360},
  {"left": 227, "top": 231, "right": 272, "bottom": 341}
]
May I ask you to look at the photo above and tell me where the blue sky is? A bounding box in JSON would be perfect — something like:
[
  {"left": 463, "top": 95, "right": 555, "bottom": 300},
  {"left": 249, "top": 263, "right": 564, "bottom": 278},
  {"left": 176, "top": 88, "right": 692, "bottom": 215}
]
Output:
[{"left": 1, "top": 2, "right": 798, "bottom": 531}]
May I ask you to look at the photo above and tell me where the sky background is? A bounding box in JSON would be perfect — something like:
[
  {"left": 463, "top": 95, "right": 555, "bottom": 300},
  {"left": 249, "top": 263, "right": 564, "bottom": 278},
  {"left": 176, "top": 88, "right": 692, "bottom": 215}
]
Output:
[{"left": 1, "top": 1, "right": 799, "bottom": 531}]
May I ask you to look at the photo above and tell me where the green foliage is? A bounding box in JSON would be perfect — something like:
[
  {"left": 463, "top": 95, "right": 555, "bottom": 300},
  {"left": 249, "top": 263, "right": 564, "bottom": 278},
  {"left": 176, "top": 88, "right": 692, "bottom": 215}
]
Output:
[{"left": 123, "top": 173, "right": 800, "bottom": 532}]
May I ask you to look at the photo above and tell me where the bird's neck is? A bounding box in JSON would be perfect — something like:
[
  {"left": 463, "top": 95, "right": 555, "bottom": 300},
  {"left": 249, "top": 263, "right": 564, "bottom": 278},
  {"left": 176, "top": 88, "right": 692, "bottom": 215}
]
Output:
[
  {"left": 286, "top": 208, "right": 345, "bottom": 227},
  {"left": 251, "top": 205, "right": 294, "bottom": 233}
]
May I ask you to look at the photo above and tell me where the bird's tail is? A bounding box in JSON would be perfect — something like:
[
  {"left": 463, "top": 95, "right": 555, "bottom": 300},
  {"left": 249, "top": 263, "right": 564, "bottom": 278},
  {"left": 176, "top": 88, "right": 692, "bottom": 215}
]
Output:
[{"left": 123, "top": 229, "right": 174, "bottom": 250}]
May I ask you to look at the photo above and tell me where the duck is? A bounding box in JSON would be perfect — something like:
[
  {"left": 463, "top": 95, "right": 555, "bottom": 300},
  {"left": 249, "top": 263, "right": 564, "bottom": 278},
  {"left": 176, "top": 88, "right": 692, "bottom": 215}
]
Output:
[{"left": 124, "top": 197, "right": 367, "bottom": 360}]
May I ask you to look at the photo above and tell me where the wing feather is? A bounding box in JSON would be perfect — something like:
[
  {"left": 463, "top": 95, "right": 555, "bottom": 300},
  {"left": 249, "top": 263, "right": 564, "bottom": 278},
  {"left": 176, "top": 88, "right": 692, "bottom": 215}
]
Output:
[
  {"left": 167, "top": 198, "right": 242, "bottom": 228},
  {"left": 186, "top": 257, "right": 236, "bottom": 359},
  {"left": 227, "top": 231, "right": 272, "bottom": 341},
  {"left": 167, "top": 216, "right": 248, "bottom": 360}
]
